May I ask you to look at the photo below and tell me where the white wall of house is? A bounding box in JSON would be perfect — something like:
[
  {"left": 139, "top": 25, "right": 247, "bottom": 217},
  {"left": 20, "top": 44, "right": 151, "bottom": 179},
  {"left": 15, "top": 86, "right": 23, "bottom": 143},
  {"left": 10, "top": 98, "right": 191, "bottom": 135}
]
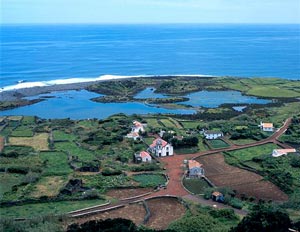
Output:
[
  {"left": 141, "top": 156, "right": 152, "bottom": 162},
  {"left": 204, "top": 133, "right": 223, "bottom": 140},
  {"left": 153, "top": 144, "right": 174, "bottom": 157},
  {"left": 262, "top": 127, "right": 273, "bottom": 132},
  {"left": 189, "top": 167, "right": 205, "bottom": 177}
]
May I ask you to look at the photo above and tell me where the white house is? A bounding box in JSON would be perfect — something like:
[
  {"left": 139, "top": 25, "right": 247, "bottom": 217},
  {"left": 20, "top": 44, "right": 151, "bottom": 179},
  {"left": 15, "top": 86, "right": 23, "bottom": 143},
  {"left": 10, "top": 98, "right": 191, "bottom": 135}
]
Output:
[
  {"left": 188, "top": 160, "right": 204, "bottom": 178},
  {"left": 134, "top": 151, "right": 152, "bottom": 163},
  {"left": 126, "top": 132, "right": 140, "bottom": 140},
  {"left": 204, "top": 130, "right": 223, "bottom": 140},
  {"left": 132, "top": 120, "right": 145, "bottom": 133},
  {"left": 149, "top": 138, "right": 173, "bottom": 157},
  {"left": 260, "top": 122, "right": 274, "bottom": 132},
  {"left": 272, "top": 149, "right": 296, "bottom": 157}
]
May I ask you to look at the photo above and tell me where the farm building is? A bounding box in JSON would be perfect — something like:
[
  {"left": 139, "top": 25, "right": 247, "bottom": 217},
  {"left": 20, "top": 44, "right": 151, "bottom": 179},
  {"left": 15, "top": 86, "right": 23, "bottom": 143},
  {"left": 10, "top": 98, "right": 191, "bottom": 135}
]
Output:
[
  {"left": 187, "top": 160, "right": 204, "bottom": 178},
  {"left": 204, "top": 130, "right": 223, "bottom": 140},
  {"left": 272, "top": 149, "right": 296, "bottom": 157},
  {"left": 134, "top": 151, "right": 152, "bottom": 163},
  {"left": 149, "top": 138, "right": 173, "bottom": 157},
  {"left": 212, "top": 191, "right": 224, "bottom": 203},
  {"left": 126, "top": 132, "right": 140, "bottom": 140},
  {"left": 260, "top": 122, "right": 274, "bottom": 132},
  {"left": 132, "top": 120, "right": 145, "bottom": 133}
]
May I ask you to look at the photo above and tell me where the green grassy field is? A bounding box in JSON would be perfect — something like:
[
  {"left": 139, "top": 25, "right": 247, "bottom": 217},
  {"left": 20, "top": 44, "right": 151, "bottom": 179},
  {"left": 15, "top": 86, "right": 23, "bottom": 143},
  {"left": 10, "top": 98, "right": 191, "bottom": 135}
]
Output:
[
  {"left": 160, "top": 119, "right": 176, "bottom": 128},
  {"left": 54, "top": 141, "right": 95, "bottom": 161},
  {"left": 39, "top": 151, "right": 72, "bottom": 176},
  {"left": 0, "top": 155, "right": 43, "bottom": 172},
  {"left": 225, "top": 143, "right": 279, "bottom": 162},
  {"left": 182, "top": 178, "right": 210, "bottom": 194},
  {"left": 132, "top": 173, "right": 166, "bottom": 187},
  {"left": 268, "top": 102, "right": 300, "bottom": 124},
  {"left": 198, "top": 138, "right": 209, "bottom": 152},
  {"left": 21, "top": 116, "right": 36, "bottom": 125},
  {"left": 180, "top": 120, "right": 203, "bottom": 129},
  {"left": 0, "top": 199, "right": 107, "bottom": 218},
  {"left": 207, "top": 139, "right": 230, "bottom": 149},
  {"left": 145, "top": 118, "right": 161, "bottom": 128},
  {"left": 11, "top": 126, "right": 34, "bottom": 137},
  {"left": 217, "top": 77, "right": 300, "bottom": 98},
  {"left": 52, "top": 130, "right": 76, "bottom": 141},
  {"left": 0, "top": 173, "right": 24, "bottom": 200},
  {"left": 229, "top": 138, "right": 256, "bottom": 145},
  {"left": 175, "top": 146, "right": 199, "bottom": 154},
  {"left": 143, "top": 137, "right": 155, "bottom": 145}
]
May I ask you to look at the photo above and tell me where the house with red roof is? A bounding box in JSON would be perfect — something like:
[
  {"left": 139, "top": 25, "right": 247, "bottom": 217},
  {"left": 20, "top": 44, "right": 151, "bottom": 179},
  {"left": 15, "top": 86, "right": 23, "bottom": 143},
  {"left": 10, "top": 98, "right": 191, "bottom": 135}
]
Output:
[
  {"left": 187, "top": 160, "right": 204, "bottom": 178},
  {"left": 132, "top": 120, "right": 145, "bottom": 133},
  {"left": 134, "top": 151, "right": 152, "bottom": 163},
  {"left": 272, "top": 149, "right": 296, "bottom": 157},
  {"left": 125, "top": 132, "right": 140, "bottom": 140},
  {"left": 260, "top": 122, "right": 274, "bottom": 132},
  {"left": 149, "top": 138, "right": 173, "bottom": 157}
]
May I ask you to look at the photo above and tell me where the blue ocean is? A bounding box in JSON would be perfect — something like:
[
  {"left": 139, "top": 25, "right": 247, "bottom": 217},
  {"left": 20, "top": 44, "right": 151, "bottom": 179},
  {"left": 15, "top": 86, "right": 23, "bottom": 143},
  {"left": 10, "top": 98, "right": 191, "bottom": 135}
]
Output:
[
  {"left": 0, "top": 24, "right": 299, "bottom": 119},
  {"left": 1, "top": 24, "right": 300, "bottom": 88}
]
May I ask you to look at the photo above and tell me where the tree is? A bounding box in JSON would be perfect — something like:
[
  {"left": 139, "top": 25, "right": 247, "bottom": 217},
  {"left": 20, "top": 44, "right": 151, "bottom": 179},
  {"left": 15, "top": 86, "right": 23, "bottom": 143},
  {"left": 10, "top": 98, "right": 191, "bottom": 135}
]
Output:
[
  {"left": 290, "top": 155, "right": 300, "bottom": 168},
  {"left": 231, "top": 204, "right": 291, "bottom": 232}
]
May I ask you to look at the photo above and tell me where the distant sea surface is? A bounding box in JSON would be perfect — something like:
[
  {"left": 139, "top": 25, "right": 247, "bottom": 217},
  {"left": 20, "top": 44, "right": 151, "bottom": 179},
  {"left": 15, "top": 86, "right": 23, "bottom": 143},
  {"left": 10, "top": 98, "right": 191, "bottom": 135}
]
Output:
[{"left": 1, "top": 24, "right": 300, "bottom": 88}]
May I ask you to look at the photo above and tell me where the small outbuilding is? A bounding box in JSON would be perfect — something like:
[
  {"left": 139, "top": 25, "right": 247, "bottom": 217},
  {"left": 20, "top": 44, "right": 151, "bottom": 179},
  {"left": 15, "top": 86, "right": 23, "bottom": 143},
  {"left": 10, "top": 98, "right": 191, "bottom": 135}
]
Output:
[
  {"left": 126, "top": 132, "right": 140, "bottom": 140},
  {"left": 134, "top": 151, "right": 152, "bottom": 163},
  {"left": 212, "top": 191, "right": 224, "bottom": 203}
]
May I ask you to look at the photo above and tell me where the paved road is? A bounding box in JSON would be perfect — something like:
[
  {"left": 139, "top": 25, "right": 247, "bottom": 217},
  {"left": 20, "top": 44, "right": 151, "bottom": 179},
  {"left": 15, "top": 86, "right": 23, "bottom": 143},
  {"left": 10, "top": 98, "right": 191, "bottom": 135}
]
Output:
[{"left": 69, "top": 118, "right": 292, "bottom": 217}]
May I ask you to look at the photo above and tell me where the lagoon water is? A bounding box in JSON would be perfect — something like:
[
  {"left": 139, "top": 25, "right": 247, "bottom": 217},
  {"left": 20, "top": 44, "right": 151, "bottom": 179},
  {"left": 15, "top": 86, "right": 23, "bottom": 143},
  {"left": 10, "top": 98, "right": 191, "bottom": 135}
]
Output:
[
  {"left": 183, "top": 91, "right": 270, "bottom": 108},
  {"left": 0, "top": 89, "right": 270, "bottom": 119},
  {"left": 134, "top": 88, "right": 168, "bottom": 99},
  {"left": 1, "top": 24, "right": 300, "bottom": 88},
  {"left": 0, "top": 90, "right": 196, "bottom": 119}
]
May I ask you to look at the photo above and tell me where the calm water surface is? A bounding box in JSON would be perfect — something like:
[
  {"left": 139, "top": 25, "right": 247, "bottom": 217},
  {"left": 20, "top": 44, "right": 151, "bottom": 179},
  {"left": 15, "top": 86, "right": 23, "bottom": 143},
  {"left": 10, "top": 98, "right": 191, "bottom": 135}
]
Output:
[
  {"left": 0, "top": 90, "right": 195, "bottom": 119},
  {"left": 1, "top": 24, "right": 299, "bottom": 88}
]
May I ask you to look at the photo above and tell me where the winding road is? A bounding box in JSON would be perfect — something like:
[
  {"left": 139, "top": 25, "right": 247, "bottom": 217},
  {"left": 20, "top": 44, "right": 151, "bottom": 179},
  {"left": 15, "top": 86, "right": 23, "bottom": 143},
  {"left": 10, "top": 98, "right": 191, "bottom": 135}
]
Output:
[{"left": 69, "top": 118, "right": 292, "bottom": 217}]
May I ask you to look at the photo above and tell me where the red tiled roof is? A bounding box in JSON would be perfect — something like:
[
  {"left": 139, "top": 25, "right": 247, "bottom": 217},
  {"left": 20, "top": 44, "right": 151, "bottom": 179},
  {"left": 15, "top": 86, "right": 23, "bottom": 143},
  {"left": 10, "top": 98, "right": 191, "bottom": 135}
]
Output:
[
  {"left": 188, "top": 160, "right": 202, "bottom": 169},
  {"left": 212, "top": 191, "right": 223, "bottom": 197},
  {"left": 140, "top": 151, "right": 151, "bottom": 158},
  {"left": 262, "top": 123, "right": 273, "bottom": 128},
  {"left": 133, "top": 121, "right": 143, "bottom": 127},
  {"left": 127, "top": 132, "right": 139, "bottom": 137},
  {"left": 150, "top": 138, "right": 168, "bottom": 148}
]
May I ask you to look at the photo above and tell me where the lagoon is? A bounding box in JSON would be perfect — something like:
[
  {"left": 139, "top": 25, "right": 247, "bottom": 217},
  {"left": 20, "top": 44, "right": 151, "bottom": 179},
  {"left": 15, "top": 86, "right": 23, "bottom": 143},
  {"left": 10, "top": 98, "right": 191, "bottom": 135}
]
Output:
[
  {"left": 0, "top": 90, "right": 195, "bottom": 119},
  {"left": 182, "top": 90, "right": 270, "bottom": 108}
]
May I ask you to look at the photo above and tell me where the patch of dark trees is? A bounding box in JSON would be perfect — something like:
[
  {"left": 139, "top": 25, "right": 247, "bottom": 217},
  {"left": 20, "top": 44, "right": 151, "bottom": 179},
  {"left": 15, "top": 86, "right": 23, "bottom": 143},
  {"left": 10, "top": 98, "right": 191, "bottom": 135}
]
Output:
[{"left": 67, "top": 218, "right": 169, "bottom": 232}]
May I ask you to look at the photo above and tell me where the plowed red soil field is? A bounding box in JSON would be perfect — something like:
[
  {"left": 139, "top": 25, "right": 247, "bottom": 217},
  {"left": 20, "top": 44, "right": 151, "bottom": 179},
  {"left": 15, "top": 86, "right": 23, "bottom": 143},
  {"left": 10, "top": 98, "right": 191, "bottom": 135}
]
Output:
[{"left": 196, "top": 153, "right": 288, "bottom": 202}]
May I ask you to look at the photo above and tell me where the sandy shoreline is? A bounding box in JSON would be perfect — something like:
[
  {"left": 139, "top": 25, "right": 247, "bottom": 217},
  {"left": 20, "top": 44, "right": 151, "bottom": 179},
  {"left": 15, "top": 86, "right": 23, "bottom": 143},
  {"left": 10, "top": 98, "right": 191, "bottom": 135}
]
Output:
[{"left": 0, "top": 75, "right": 214, "bottom": 101}]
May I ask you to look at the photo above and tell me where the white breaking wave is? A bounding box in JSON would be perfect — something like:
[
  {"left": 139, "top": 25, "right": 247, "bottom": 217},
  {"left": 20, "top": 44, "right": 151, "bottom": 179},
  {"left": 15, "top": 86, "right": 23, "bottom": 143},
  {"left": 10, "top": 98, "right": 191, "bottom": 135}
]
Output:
[{"left": 0, "top": 74, "right": 215, "bottom": 93}]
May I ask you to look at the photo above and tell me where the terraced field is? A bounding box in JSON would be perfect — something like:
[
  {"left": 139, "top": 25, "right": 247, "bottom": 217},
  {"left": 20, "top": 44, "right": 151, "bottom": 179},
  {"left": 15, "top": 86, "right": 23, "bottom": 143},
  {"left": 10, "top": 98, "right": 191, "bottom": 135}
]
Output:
[{"left": 196, "top": 153, "right": 288, "bottom": 201}]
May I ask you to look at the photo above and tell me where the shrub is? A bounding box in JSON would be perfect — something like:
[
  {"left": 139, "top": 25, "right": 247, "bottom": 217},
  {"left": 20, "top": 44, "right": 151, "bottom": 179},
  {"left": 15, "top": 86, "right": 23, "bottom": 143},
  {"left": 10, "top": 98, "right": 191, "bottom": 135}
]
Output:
[
  {"left": 130, "top": 163, "right": 160, "bottom": 172},
  {"left": 290, "top": 155, "right": 300, "bottom": 168},
  {"left": 229, "top": 198, "right": 243, "bottom": 209},
  {"left": 101, "top": 168, "right": 122, "bottom": 176},
  {"left": 209, "top": 208, "right": 239, "bottom": 220},
  {"left": 22, "top": 171, "right": 40, "bottom": 184}
]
